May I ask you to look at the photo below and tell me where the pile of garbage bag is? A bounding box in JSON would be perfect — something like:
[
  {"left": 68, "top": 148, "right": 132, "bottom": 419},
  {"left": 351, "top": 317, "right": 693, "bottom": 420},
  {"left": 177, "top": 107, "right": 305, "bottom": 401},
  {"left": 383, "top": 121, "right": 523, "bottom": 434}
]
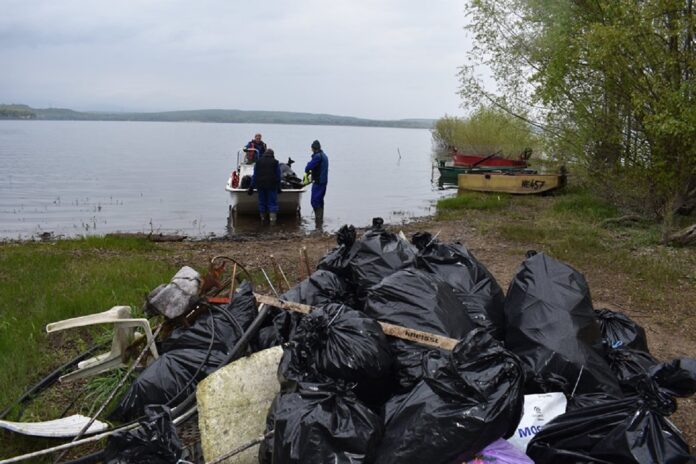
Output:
[{"left": 108, "top": 218, "right": 696, "bottom": 463}]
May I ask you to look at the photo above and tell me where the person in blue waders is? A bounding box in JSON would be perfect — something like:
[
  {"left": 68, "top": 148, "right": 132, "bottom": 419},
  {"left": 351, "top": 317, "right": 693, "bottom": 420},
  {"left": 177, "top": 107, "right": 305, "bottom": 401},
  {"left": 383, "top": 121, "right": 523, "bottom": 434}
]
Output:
[
  {"left": 248, "top": 148, "right": 281, "bottom": 224},
  {"left": 304, "top": 140, "right": 329, "bottom": 225}
]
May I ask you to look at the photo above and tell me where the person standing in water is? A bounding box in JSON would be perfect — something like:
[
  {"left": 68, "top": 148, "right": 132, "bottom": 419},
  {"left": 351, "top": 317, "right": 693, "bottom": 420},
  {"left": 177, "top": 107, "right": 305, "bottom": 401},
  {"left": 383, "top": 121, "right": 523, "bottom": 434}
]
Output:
[
  {"left": 304, "top": 140, "right": 329, "bottom": 224},
  {"left": 248, "top": 148, "right": 281, "bottom": 224}
]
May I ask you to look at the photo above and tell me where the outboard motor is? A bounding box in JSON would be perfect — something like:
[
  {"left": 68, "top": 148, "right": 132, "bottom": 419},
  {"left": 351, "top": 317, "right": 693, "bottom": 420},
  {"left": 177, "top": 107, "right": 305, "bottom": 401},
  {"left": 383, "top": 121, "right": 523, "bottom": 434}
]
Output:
[{"left": 279, "top": 157, "right": 304, "bottom": 189}]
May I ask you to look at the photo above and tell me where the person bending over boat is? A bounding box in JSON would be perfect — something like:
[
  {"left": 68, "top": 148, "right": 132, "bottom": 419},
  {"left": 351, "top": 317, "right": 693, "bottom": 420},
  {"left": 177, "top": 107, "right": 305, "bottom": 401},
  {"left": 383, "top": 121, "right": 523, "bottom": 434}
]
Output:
[
  {"left": 244, "top": 133, "right": 267, "bottom": 163},
  {"left": 248, "top": 148, "right": 281, "bottom": 224},
  {"left": 304, "top": 140, "right": 329, "bottom": 224}
]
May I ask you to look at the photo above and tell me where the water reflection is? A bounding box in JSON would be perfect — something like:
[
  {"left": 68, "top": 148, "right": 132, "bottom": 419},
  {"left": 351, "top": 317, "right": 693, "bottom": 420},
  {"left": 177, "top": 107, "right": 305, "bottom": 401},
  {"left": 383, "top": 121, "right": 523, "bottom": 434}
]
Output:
[{"left": 226, "top": 207, "right": 319, "bottom": 237}]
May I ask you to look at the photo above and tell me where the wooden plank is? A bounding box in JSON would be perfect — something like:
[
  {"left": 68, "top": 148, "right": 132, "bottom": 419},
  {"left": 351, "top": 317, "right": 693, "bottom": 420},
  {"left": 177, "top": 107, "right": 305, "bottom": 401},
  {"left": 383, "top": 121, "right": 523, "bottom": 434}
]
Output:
[{"left": 253, "top": 293, "right": 459, "bottom": 351}]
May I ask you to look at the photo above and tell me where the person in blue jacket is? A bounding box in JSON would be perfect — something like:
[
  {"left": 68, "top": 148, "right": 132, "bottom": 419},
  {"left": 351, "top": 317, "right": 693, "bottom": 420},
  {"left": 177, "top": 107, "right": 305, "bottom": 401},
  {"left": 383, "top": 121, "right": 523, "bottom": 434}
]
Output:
[
  {"left": 304, "top": 140, "right": 329, "bottom": 223},
  {"left": 244, "top": 133, "right": 267, "bottom": 163},
  {"left": 248, "top": 148, "right": 281, "bottom": 223}
]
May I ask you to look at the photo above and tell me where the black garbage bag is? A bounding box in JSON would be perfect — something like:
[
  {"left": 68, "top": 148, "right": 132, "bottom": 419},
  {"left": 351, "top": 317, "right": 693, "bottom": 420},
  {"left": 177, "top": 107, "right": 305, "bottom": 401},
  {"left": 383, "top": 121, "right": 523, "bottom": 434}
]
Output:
[
  {"left": 607, "top": 347, "right": 660, "bottom": 393},
  {"left": 527, "top": 379, "right": 695, "bottom": 464},
  {"left": 317, "top": 225, "right": 358, "bottom": 279},
  {"left": 504, "top": 252, "right": 622, "bottom": 396},
  {"left": 650, "top": 358, "right": 696, "bottom": 398},
  {"left": 289, "top": 303, "right": 393, "bottom": 404},
  {"left": 364, "top": 268, "right": 478, "bottom": 390},
  {"left": 595, "top": 307, "right": 649, "bottom": 352},
  {"left": 104, "top": 405, "right": 182, "bottom": 464},
  {"left": 373, "top": 329, "right": 525, "bottom": 464},
  {"left": 259, "top": 381, "right": 383, "bottom": 464},
  {"left": 279, "top": 158, "right": 303, "bottom": 189},
  {"left": 255, "top": 270, "right": 351, "bottom": 349},
  {"left": 607, "top": 348, "right": 696, "bottom": 401},
  {"left": 412, "top": 231, "right": 506, "bottom": 340},
  {"left": 566, "top": 392, "right": 623, "bottom": 411},
  {"left": 349, "top": 218, "right": 417, "bottom": 303},
  {"left": 110, "top": 282, "right": 258, "bottom": 422},
  {"left": 318, "top": 219, "right": 417, "bottom": 306}
]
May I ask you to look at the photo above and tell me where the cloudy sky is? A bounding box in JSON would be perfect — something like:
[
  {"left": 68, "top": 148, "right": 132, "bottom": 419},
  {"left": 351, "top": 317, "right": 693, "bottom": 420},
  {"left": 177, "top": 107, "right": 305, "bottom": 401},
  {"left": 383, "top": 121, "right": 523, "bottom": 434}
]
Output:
[{"left": 0, "top": 0, "right": 472, "bottom": 120}]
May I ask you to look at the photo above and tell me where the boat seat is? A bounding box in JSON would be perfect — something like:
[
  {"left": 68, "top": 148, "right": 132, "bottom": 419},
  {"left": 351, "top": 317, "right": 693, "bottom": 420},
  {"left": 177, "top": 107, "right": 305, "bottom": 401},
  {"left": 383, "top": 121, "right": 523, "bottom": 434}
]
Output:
[{"left": 46, "top": 306, "right": 158, "bottom": 383}]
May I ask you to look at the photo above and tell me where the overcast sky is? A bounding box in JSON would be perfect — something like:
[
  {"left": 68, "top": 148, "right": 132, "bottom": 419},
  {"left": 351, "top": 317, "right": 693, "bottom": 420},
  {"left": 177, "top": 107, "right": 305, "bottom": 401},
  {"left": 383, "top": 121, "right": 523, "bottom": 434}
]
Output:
[{"left": 0, "top": 0, "right": 472, "bottom": 120}]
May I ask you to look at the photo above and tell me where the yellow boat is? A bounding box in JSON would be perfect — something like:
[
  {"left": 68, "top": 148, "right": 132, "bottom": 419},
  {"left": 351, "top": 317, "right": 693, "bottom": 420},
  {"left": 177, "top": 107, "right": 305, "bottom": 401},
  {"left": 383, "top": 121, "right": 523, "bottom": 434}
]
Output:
[{"left": 458, "top": 170, "right": 567, "bottom": 194}]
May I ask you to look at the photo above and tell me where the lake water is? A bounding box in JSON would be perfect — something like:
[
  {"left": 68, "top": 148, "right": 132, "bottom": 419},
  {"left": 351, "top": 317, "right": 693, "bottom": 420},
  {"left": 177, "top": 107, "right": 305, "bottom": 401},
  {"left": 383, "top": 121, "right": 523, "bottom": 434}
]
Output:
[{"left": 0, "top": 120, "right": 449, "bottom": 239}]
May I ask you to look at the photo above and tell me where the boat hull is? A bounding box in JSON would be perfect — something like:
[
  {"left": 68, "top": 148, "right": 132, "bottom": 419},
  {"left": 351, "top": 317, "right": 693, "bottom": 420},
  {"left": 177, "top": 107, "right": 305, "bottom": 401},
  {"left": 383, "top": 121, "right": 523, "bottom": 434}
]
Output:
[
  {"left": 438, "top": 165, "right": 534, "bottom": 185},
  {"left": 457, "top": 172, "right": 566, "bottom": 194},
  {"left": 226, "top": 181, "right": 308, "bottom": 215},
  {"left": 452, "top": 153, "right": 528, "bottom": 168}
]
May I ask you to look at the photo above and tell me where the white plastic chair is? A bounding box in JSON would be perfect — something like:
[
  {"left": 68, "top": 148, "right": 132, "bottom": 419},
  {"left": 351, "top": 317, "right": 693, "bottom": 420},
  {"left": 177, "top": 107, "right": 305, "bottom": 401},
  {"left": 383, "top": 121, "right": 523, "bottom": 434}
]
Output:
[{"left": 46, "top": 306, "right": 158, "bottom": 383}]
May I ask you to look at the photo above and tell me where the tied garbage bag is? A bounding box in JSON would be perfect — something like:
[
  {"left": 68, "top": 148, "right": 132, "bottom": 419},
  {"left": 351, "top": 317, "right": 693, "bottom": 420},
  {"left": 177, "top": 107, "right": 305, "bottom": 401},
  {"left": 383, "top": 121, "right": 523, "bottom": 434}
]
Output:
[
  {"left": 412, "top": 231, "right": 506, "bottom": 340},
  {"left": 104, "top": 405, "right": 182, "bottom": 464},
  {"left": 110, "top": 282, "right": 258, "bottom": 422},
  {"left": 259, "top": 381, "right": 383, "bottom": 464},
  {"left": 318, "top": 218, "right": 417, "bottom": 306},
  {"left": 504, "top": 252, "right": 622, "bottom": 397},
  {"left": 527, "top": 379, "right": 695, "bottom": 464},
  {"left": 649, "top": 358, "right": 696, "bottom": 398},
  {"left": 595, "top": 307, "right": 649, "bottom": 352},
  {"left": 373, "top": 329, "right": 524, "bottom": 464},
  {"left": 255, "top": 270, "right": 351, "bottom": 348},
  {"left": 607, "top": 347, "right": 660, "bottom": 393},
  {"left": 347, "top": 218, "right": 417, "bottom": 302},
  {"left": 607, "top": 349, "right": 696, "bottom": 398},
  {"left": 365, "top": 268, "right": 478, "bottom": 390},
  {"left": 288, "top": 303, "right": 392, "bottom": 404},
  {"left": 453, "top": 439, "right": 534, "bottom": 464},
  {"left": 317, "top": 225, "right": 358, "bottom": 278}
]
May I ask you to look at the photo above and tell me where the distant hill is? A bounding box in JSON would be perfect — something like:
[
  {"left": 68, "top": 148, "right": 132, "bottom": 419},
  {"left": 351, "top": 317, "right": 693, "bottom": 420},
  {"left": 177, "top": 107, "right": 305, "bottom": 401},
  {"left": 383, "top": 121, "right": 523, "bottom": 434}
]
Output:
[
  {"left": 0, "top": 104, "right": 434, "bottom": 129},
  {"left": 0, "top": 104, "right": 36, "bottom": 120}
]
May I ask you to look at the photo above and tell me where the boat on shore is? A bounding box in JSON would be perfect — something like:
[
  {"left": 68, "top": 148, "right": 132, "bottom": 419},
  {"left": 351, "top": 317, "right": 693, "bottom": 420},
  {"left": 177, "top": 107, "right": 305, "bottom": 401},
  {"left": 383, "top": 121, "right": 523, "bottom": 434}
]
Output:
[
  {"left": 225, "top": 149, "right": 308, "bottom": 216},
  {"left": 458, "top": 169, "right": 567, "bottom": 195},
  {"left": 451, "top": 152, "right": 529, "bottom": 168},
  {"left": 437, "top": 163, "right": 536, "bottom": 185}
]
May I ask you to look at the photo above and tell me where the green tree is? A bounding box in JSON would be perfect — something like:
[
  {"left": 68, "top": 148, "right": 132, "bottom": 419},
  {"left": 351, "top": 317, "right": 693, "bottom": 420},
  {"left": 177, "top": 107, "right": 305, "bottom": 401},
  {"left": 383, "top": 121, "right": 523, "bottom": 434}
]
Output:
[{"left": 461, "top": 0, "right": 696, "bottom": 238}]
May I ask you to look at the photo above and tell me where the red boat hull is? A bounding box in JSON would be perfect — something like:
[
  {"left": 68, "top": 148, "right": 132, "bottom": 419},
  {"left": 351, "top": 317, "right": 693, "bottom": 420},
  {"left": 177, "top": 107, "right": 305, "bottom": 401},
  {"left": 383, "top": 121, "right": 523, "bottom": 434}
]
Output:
[{"left": 452, "top": 153, "right": 528, "bottom": 168}]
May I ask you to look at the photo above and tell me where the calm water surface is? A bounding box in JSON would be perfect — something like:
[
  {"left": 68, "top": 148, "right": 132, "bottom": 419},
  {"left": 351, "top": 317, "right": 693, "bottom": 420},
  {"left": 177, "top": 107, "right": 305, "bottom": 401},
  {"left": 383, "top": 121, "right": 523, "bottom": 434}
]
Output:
[{"left": 0, "top": 121, "right": 448, "bottom": 239}]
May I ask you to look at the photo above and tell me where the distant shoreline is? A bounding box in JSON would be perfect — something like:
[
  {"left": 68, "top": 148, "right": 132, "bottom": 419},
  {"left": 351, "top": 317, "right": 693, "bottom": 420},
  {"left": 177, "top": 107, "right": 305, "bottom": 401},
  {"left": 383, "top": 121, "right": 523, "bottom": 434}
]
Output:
[{"left": 0, "top": 104, "right": 434, "bottom": 130}]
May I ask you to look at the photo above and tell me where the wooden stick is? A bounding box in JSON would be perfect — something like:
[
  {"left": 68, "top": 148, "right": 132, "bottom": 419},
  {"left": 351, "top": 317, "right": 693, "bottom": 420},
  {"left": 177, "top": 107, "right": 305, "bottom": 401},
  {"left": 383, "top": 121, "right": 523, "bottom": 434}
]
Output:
[
  {"left": 207, "top": 431, "right": 274, "bottom": 464},
  {"left": 230, "top": 263, "right": 238, "bottom": 296},
  {"left": 298, "top": 248, "right": 308, "bottom": 280},
  {"left": 253, "top": 294, "right": 458, "bottom": 351},
  {"left": 300, "top": 246, "right": 312, "bottom": 278},
  {"left": 269, "top": 254, "right": 285, "bottom": 293},
  {"left": 277, "top": 264, "right": 291, "bottom": 291}
]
